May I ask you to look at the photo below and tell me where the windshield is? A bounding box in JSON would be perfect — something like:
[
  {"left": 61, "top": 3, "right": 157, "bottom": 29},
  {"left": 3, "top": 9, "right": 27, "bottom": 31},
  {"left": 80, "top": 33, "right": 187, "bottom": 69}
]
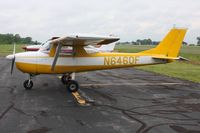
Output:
[
  {"left": 39, "top": 37, "right": 59, "bottom": 52},
  {"left": 39, "top": 41, "right": 51, "bottom": 52}
]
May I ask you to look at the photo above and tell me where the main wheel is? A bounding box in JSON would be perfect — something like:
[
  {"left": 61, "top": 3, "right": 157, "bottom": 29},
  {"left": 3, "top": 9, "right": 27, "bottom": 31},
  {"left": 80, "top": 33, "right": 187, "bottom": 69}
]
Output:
[
  {"left": 23, "top": 80, "right": 33, "bottom": 90},
  {"left": 67, "top": 80, "right": 79, "bottom": 92},
  {"left": 61, "top": 75, "right": 67, "bottom": 84},
  {"left": 61, "top": 75, "right": 71, "bottom": 84}
]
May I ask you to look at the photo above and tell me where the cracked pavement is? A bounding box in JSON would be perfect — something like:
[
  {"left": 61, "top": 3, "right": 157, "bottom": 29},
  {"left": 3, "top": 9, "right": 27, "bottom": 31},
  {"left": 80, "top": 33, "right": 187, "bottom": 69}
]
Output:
[{"left": 0, "top": 57, "right": 200, "bottom": 133}]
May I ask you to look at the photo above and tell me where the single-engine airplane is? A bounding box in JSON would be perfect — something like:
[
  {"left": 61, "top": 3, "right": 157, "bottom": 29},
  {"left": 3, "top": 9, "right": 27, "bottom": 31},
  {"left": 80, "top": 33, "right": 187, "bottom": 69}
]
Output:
[{"left": 6, "top": 28, "right": 187, "bottom": 92}]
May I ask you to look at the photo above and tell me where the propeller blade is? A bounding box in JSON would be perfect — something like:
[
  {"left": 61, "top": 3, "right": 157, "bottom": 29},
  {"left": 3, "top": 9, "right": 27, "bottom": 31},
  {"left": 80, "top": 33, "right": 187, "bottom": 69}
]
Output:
[
  {"left": 11, "top": 56, "right": 15, "bottom": 74},
  {"left": 10, "top": 43, "right": 16, "bottom": 74}
]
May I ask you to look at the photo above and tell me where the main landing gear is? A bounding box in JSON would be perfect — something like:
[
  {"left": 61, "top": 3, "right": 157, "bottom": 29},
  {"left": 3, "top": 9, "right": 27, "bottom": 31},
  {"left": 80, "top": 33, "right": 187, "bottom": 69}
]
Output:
[
  {"left": 23, "top": 74, "right": 34, "bottom": 90},
  {"left": 23, "top": 73, "right": 79, "bottom": 92},
  {"left": 61, "top": 72, "right": 79, "bottom": 92}
]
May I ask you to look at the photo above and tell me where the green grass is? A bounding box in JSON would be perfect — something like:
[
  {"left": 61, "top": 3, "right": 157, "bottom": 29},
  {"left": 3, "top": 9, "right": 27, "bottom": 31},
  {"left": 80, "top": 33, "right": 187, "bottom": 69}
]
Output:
[
  {"left": 0, "top": 44, "right": 24, "bottom": 56},
  {"left": 116, "top": 45, "right": 200, "bottom": 83}
]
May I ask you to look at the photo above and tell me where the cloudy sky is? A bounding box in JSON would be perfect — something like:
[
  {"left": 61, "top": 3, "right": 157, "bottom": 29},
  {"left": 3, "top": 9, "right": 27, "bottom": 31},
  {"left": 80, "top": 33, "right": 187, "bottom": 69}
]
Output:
[{"left": 0, "top": 0, "right": 199, "bottom": 43}]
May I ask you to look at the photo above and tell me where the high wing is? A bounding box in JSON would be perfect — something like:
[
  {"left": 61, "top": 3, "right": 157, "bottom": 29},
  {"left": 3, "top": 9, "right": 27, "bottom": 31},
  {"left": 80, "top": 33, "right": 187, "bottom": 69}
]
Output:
[
  {"left": 50, "top": 34, "right": 119, "bottom": 71},
  {"left": 50, "top": 34, "right": 120, "bottom": 46}
]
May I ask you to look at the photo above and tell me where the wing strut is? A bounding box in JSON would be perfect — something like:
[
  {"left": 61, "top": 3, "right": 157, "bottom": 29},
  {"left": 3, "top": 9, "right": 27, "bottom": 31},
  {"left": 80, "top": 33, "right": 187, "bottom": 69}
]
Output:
[
  {"left": 72, "top": 45, "right": 76, "bottom": 56},
  {"left": 51, "top": 43, "right": 62, "bottom": 71}
]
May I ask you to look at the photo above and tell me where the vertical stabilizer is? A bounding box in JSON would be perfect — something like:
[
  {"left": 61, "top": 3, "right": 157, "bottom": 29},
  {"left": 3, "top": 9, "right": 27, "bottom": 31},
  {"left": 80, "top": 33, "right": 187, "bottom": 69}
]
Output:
[{"left": 140, "top": 28, "right": 187, "bottom": 57}]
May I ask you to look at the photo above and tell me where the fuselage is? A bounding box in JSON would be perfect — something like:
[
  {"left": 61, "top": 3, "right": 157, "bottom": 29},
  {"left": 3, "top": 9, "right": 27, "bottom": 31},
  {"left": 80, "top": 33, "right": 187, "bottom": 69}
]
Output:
[{"left": 10, "top": 51, "right": 166, "bottom": 74}]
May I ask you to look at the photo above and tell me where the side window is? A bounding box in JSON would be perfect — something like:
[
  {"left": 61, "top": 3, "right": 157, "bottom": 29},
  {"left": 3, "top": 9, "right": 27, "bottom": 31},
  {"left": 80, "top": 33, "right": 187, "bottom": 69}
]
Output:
[
  {"left": 43, "top": 45, "right": 50, "bottom": 53},
  {"left": 59, "top": 46, "right": 73, "bottom": 56}
]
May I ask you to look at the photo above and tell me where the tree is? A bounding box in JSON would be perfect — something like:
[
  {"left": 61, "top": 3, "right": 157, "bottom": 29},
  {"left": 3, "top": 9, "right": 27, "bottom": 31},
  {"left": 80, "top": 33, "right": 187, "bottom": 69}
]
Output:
[
  {"left": 14, "top": 34, "right": 21, "bottom": 43},
  {"left": 152, "top": 41, "right": 160, "bottom": 45},
  {"left": 0, "top": 33, "right": 36, "bottom": 44},
  {"left": 136, "top": 39, "right": 141, "bottom": 45},
  {"left": 182, "top": 41, "right": 188, "bottom": 45},
  {"left": 22, "top": 37, "right": 32, "bottom": 44},
  {"left": 136, "top": 39, "right": 152, "bottom": 45},
  {"left": 131, "top": 41, "right": 137, "bottom": 45},
  {"left": 197, "top": 37, "right": 200, "bottom": 45}
]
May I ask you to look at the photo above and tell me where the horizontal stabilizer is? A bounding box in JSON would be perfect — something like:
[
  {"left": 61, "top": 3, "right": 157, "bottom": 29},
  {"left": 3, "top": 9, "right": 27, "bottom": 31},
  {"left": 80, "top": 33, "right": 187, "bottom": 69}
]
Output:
[
  {"left": 178, "top": 56, "right": 190, "bottom": 61},
  {"left": 152, "top": 56, "right": 179, "bottom": 60},
  {"left": 152, "top": 56, "right": 189, "bottom": 61}
]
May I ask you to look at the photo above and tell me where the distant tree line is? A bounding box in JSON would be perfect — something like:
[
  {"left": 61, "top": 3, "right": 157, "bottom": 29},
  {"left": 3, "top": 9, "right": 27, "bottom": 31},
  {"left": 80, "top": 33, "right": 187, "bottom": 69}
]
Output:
[
  {"left": 197, "top": 37, "right": 200, "bottom": 46},
  {"left": 117, "top": 38, "right": 200, "bottom": 46},
  {"left": 0, "top": 33, "right": 36, "bottom": 44},
  {"left": 116, "top": 38, "right": 160, "bottom": 45}
]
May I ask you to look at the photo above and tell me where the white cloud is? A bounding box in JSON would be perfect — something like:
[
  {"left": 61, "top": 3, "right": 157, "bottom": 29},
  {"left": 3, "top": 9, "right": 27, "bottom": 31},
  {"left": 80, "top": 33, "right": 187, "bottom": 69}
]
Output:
[{"left": 0, "top": 0, "right": 199, "bottom": 44}]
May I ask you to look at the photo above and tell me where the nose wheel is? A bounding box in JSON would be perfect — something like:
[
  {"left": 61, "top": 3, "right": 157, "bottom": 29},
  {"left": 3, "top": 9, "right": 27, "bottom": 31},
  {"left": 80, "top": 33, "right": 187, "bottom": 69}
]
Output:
[
  {"left": 23, "top": 74, "right": 34, "bottom": 90},
  {"left": 23, "top": 80, "right": 33, "bottom": 90}
]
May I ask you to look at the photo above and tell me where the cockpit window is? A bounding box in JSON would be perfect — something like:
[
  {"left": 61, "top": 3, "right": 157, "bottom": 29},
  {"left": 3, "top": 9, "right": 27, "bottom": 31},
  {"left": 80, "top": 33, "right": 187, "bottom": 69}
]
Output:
[
  {"left": 39, "top": 37, "right": 60, "bottom": 53},
  {"left": 59, "top": 46, "right": 73, "bottom": 56},
  {"left": 39, "top": 41, "right": 51, "bottom": 52}
]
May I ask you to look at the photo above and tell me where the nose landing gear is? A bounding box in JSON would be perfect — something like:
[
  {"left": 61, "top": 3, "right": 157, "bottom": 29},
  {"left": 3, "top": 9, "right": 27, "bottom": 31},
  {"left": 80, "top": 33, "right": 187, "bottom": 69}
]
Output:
[
  {"left": 23, "top": 80, "right": 33, "bottom": 90},
  {"left": 23, "top": 74, "right": 35, "bottom": 90}
]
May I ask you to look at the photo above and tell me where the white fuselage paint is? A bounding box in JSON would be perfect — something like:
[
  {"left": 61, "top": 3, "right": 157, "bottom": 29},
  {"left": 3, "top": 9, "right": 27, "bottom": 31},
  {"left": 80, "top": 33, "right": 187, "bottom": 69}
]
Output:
[{"left": 14, "top": 51, "right": 164, "bottom": 67}]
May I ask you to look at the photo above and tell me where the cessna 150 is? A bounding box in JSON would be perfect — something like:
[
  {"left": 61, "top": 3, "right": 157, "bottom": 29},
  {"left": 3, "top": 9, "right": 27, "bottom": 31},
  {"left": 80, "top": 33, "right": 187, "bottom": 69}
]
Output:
[{"left": 6, "top": 28, "right": 187, "bottom": 92}]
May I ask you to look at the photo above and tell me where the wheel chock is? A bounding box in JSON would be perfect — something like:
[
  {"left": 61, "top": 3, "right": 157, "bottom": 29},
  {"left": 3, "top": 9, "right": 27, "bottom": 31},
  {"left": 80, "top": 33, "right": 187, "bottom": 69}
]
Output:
[{"left": 72, "top": 92, "right": 86, "bottom": 105}]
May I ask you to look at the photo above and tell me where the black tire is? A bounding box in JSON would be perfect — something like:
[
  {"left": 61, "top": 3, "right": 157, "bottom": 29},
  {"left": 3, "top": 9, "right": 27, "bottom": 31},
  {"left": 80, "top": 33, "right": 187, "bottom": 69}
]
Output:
[
  {"left": 23, "top": 80, "right": 33, "bottom": 90},
  {"left": 61, "top": 75, "right": 71, "bottom": 84},
  {"left": 67, "top": 80, "right": 79, "bottom": 92}
]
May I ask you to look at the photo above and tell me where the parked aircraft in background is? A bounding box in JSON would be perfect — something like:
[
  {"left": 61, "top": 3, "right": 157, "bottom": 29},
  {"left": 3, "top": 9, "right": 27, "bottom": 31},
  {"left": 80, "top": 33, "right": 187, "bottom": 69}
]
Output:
[
  {"left": 22, "top": 44, "right": 41, "bottom": 51},
  {"left": 6, "top": 28, "right": 187, "bottom": 93}
]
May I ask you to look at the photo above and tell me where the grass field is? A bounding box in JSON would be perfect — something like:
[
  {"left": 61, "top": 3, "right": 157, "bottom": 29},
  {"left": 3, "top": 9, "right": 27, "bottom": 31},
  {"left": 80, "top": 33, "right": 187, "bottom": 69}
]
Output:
[
  {"left": 116, "top": 45, "right": 200, "bottom": 83},
  {"left": 0, "top": 44, "right": 24, "bottom": 56},
  {"left": 0, "top": 44, "right": 199, "bottom": 83}
]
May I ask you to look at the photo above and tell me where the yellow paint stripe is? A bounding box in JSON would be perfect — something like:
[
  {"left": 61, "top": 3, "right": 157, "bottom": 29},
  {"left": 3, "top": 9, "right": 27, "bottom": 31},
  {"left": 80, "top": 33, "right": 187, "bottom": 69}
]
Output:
[{"left": 16, "top": 62, "right": 155, "bottom": 74}]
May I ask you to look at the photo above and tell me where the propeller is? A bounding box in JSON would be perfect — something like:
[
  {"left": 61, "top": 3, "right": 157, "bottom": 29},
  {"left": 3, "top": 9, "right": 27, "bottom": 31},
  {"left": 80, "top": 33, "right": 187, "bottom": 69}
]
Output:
[{"left": 10, "top": 43, "right": 16, "bottom": 74}]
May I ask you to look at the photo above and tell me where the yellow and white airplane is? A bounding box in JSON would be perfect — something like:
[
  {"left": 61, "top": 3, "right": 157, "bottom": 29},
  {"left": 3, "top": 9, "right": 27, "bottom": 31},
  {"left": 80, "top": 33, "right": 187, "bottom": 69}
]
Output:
[{"left": 6, "top": 28, "right": 187, "bottom": 92}]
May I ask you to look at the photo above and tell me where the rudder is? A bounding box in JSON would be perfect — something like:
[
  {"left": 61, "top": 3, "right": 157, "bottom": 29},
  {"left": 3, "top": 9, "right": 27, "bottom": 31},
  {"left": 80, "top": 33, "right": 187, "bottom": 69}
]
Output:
[{"left": 140, "top": 28, "right": 187, "bottom": 57}]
